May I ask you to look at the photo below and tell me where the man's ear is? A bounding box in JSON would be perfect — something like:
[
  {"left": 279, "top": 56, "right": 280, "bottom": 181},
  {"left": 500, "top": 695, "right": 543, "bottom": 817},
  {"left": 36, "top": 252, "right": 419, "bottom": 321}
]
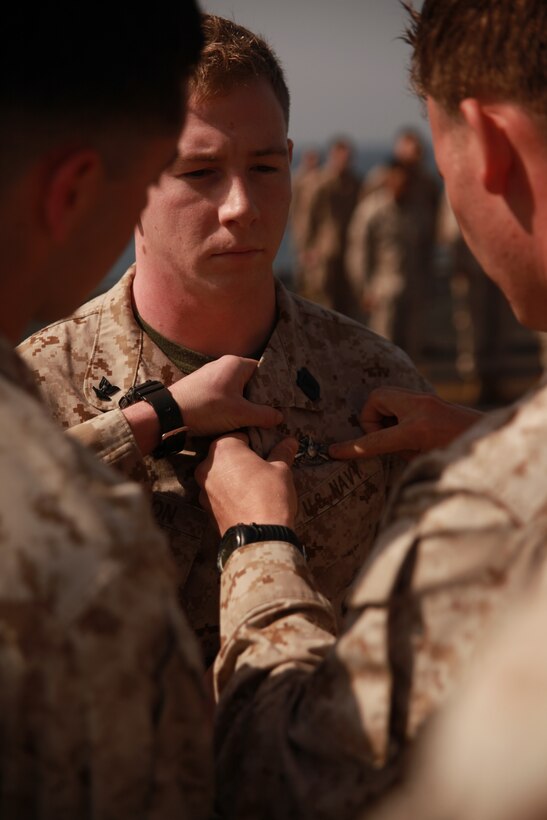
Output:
[
  {"left": 287, "top": 138, "right": 294, "bottom": 164},
  {"left": 460, "top": 99, "right": 513, "bottom": 195},
  {"left": 43, "top": 150, "right": 103, "bottom": 243}
]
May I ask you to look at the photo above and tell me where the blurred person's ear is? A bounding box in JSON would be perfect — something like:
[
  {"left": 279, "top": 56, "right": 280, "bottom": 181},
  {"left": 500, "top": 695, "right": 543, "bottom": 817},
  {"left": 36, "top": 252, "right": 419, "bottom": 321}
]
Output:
[{"left": 43, "top": 150, "right": 103, "bottom": 243}]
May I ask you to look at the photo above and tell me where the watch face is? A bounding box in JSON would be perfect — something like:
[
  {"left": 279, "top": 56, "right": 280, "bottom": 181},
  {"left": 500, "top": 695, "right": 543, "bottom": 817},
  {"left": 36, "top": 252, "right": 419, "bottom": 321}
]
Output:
[{"left": 223, "top": 529, "right": 241, "bottom": 551}]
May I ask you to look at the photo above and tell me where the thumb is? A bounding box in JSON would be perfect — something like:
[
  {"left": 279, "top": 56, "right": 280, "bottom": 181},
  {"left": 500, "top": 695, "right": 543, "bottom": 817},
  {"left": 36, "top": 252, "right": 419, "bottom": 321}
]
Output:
[
  {"left": 267, "top": 436, "right": 299, "bottom": 467},
  {"left": 240, "top": 398, "right": 284, "bottom": 428},
  {"left": 236, "top": 357, "right": 260, "bottom": 386}
]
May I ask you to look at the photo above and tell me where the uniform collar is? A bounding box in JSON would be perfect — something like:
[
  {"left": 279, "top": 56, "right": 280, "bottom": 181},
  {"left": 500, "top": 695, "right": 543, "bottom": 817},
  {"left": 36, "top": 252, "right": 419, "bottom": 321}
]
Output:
[
  {"left": 84, "top": 267, "right": 323, "bottom": 414},
  {"left": 83, "top": 266, "right": 184, "bottom": 411}
]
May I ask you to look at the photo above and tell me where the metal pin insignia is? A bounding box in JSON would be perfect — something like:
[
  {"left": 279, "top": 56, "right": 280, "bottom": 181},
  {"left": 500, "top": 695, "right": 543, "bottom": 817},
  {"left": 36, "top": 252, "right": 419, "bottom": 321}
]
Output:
[
  {"left": 93, "top": 377, "right": 120, "bottom": 402},
  {"left": 295, "top": 435, "right": 331, "bottom": 466}
]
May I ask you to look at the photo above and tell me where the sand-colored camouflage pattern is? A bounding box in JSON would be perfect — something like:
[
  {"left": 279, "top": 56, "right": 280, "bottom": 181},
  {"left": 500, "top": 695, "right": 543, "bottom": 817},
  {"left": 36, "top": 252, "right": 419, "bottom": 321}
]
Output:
[
  {"left": 0, "top": 337, "right": 212, "bottom": 818},
  {"left": 360, "top": 513, "right": 547, "bottom": 820},
  {"left": 19, "top": 266, "right": 429, "bottom": 665},
  {"left": 214, "top": 378, "right": 547, "bottom": 819}
]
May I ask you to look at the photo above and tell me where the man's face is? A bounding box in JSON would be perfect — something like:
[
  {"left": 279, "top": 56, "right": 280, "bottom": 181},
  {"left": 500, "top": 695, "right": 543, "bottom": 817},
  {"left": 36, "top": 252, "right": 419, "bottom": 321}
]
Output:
[
  {"left": 138, "top": 78, "right": 292, "bottom": 298},
  {"left": 427, "top": 96, "right": 545, "bottom": 329}
]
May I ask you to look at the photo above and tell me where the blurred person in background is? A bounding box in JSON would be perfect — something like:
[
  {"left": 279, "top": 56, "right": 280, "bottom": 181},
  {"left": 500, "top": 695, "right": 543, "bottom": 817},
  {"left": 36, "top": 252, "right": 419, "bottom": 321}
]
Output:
[
  {"left": 290, "top": 147, "right": 322, "bottom": 294},
  {"left": 438, "top": 193, "right": 524, "bottom": 404},
  {"left": 298, "top": 136, "right": 361, "bottom": 314},
  {"left": 358, "top": 127, "right": 441, "bottom": 360},
  {"left": 346, "top": 157, "right": 425, "bottom": 354}
]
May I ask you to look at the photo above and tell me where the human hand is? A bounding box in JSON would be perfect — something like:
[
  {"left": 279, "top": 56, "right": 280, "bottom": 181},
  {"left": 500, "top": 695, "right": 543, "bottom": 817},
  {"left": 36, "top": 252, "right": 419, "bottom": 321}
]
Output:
[
  {"left": 329, "top": 386, "right": 483, "bottom": 461},
  {"left": 169, "top": 355, "right": 282, "bottom": 436},
  {"left": 196, "top": 433, "right": 299, "bottom": 535}
]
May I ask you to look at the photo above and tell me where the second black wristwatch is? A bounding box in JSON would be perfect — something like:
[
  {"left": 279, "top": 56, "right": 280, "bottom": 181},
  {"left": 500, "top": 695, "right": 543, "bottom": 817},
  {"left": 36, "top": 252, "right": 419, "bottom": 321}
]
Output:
[
  {"left": 217, "top": 523, "right": 305, "bottom": 572},
  {"left": 119, "top": 379, "right": 188, "bottom": 458}
]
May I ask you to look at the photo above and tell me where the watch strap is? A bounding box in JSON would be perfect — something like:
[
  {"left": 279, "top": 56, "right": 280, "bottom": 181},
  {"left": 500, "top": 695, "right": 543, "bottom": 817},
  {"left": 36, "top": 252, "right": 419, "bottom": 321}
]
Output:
[
  {"left": 119, "top": 380, "right": 188, "bottom": 458},
  {"left": 217, "top": 523, "right": 304, "bottom": 572}
]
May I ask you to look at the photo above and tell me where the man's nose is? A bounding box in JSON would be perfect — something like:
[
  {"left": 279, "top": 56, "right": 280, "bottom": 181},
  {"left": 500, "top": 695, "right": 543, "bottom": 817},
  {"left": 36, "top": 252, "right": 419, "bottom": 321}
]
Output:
[{"left": 218, "top": 176, "right": 258, "bottom": 228}]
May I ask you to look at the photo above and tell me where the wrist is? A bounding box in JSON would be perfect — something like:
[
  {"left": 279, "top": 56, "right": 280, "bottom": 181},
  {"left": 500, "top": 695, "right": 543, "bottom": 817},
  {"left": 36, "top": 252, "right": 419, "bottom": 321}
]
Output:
[
  {"left": 217, "top": 523, "right": 304, "bottom": 572},
  {"left": 119, "top": 380, "right": 189, "bottom": 458},
  {"left": 122, "top": 401, "right": 161, "bottom": 457}
]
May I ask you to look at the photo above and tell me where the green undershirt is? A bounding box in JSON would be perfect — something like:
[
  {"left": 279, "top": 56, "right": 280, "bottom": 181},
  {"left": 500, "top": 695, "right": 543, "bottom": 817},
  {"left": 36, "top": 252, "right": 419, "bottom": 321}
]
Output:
[{"left": 135, "top": 310, "right": 265, "bottom": 374}]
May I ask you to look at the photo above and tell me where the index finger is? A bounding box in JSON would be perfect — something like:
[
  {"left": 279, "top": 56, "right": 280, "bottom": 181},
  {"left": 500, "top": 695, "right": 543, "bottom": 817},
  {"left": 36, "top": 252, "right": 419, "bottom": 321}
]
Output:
[
  {"left": 329, "top": 424, "right": 417, "bottom": 461},
  {"left": 359, "top": 386, "right": 422, "bottom": 430}
]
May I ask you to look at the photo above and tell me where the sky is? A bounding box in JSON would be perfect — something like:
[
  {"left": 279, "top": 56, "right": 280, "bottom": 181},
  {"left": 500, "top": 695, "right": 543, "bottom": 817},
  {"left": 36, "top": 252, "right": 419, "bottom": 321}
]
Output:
[{"left": 203, "top": 0, "right": 428, "bottom": 150}]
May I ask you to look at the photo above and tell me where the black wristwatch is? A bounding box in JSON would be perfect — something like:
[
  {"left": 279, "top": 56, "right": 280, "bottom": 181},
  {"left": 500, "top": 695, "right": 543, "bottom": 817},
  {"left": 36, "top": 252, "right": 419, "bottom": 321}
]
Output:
[
  {"left": 217, "top": 523, "right": 305, "bottom": 572},
  {"left": 119, "top": 379, "right": 189, "bottom": 458}
]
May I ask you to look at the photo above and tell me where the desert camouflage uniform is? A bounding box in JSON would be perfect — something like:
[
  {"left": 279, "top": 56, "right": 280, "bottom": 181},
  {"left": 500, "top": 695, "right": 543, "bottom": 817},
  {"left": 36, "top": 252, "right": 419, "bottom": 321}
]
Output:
[
  {"left": 300, "top": 167, "right": 361, "bottom": 315},
  {"left": 346, "top": 188, "right": 424, "bottom": 352},
  {"left": 0, "top": 337, "right": 212, "bottom": 819},
  {"left": 213, "top": 377, "right": 547, "bottom": 820},
  {"left": 19, "top": 266, "right": 429, "bottom": 666},
  {"left": 362, "top": 519, "right": 547, "bottom": 820}
]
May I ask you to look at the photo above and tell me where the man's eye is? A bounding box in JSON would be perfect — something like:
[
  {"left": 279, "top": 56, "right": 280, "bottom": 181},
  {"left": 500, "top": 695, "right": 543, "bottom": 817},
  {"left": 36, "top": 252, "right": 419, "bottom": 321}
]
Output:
[
  {"left": 253, "top": 165, "right": 278, "bottom": 174},
  {"left": 181, "top": 169, "right": 214, "bottom": 179}
]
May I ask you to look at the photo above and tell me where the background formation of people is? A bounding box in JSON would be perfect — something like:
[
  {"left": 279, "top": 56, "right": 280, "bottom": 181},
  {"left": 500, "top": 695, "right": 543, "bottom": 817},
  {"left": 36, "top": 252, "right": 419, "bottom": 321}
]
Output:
[{"left": 291, "top": 129, "right": 542, "bottom": 407}]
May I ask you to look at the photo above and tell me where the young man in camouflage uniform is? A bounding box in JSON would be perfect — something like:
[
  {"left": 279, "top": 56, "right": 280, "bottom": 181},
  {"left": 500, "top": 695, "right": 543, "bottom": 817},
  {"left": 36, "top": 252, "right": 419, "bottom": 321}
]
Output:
[
  {"left": 19, "top": 15, "right": 429, "bottom": 667},
  {"left": 0, "top": 6, "right": 220, "bottom": 817},
  {"left": 196, "top": 1, "right": 547, "bottom": 818}
]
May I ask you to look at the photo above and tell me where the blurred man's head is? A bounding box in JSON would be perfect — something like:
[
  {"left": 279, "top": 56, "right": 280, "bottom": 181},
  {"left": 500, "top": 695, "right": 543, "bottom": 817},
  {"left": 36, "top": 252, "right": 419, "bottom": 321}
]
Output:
[
  {"left": 327, "top": 138, "right": 354, "bottom": 175},
  {"left": 406, "top": 0, "right": 547, "bottom": 329},
  {"left": 394, "top": 128, "right": 424, "bottom": 167},
  {"left": 385, "top": 158, "right": 412, "bottom": 202},
  {"left": 300, "top": 149, "right": 322, "bottom": 173},
  {"left": 135, "top": 15, "right": 293, "bottom": 307},
  {"left": 1, "top": 4, "right": 203, "bottom": 336}
]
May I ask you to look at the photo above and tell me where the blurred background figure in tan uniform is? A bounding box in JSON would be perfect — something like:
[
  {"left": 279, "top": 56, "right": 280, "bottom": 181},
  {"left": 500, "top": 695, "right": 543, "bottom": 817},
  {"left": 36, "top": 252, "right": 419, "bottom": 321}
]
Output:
[
  {"left": 346, "top": 158, "right": 427, "bottom": 356},
  {"left": 438, "top": 194, "right": 536, "bottom": 405},
  {"left": 299, "top": 137, "right": 361, "bottom": 315},
  {"left": 290, "top": 147, "right": 322, "bottom": 296},
  {"left": 349, "top": 128, "right": 441, "bottom": 360}
]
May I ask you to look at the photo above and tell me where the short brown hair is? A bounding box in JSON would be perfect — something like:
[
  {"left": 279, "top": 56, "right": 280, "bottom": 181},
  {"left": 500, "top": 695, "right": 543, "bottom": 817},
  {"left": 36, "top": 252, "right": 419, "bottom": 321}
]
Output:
[
  {"left": 189, "top": 15, "right": 290, "bottom": 127},
  {"left": 405, "top": 0, "right": 547, "bottom": 118}
]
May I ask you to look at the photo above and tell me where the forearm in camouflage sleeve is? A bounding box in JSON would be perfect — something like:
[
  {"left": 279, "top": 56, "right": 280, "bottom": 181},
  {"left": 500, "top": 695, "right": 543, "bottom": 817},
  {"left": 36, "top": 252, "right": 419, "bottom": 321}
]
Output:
[
  {"left": 68, "top": 410, "right": 150, "bottom": 482},
  {"left": 214, "top": 541, "right": 400, "bottom": 820}
]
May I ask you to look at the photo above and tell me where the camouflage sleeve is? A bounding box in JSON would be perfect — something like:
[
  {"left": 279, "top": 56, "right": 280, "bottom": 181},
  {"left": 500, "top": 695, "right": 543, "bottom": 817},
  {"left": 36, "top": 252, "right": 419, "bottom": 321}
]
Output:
[
  {"left": 353, "top": 517, "right": 547, "bottom": 820},
  {"left": 18, "top": 314, "right": 149, "bottom": 481},
  {"left": 67, "top": 409, "right": 147, "bottom": 478},
  {"left": 0, "top": 544, "right": 213, "bottom": 819},
  {"left": 214, "top": 541, "right": 401, "bottom": 820}
]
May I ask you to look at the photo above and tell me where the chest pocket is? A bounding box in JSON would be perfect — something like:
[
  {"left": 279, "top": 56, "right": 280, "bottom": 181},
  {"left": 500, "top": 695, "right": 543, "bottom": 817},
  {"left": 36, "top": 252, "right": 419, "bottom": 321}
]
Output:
[{"left": 294, "top": 456, "right": 388, "bottom": 618}]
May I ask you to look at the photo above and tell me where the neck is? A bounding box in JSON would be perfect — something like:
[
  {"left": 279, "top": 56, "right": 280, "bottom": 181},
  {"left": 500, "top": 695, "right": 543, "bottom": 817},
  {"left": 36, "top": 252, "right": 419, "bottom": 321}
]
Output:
[
  {"left": 0, "top": 219, "right": 44, "bottom": 346},
  {"left": 132, "top": 262, "right": 277, "bottom": 358}
]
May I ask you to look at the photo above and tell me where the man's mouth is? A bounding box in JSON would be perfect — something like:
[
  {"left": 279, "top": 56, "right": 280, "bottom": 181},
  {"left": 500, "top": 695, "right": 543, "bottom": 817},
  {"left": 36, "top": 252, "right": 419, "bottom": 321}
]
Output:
[{"left": 212, "top": 246, "right": 263, "bottom": 255}]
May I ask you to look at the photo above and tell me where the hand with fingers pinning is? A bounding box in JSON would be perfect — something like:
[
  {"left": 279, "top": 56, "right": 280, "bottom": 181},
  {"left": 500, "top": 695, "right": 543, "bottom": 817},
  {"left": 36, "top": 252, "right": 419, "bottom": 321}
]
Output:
[
  {"left": 329, "top": 386, "right": 484, "bottom": 462},
  {"left": 169, "top": 355, "right": 283, "bottom": 436},
  {"left": 121, "top": 355, "right": 283, "bottom": 458},
  {"left": 196, "top": 433, "right": 299, "bottom": 536}
]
